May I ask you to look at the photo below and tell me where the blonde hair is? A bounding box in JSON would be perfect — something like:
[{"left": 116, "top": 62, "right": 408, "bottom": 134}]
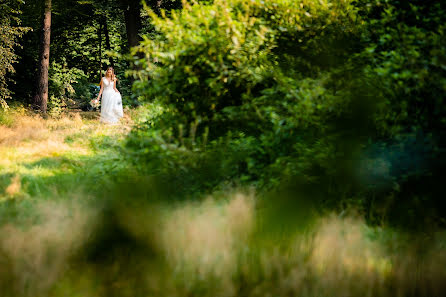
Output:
[{"left": 105, "top": 66, "right": 117, "bottom": 81}]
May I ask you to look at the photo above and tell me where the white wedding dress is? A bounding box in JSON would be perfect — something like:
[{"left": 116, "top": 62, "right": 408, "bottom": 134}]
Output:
[{"left": 100, "top": 77, "right": 123, "bottom": 124}]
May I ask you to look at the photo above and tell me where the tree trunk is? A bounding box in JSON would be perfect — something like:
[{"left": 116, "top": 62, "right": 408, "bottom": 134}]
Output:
[
  {"left": 33, "top": 0, "right": 51, "bottom": 113},
  {"left": 121, "top": 0, "right": 163, "bottom": 50},
  {"left": 122, "top": 0, "right": 142, "bottom": 49},
  {"left": 103, "top": 15, "right": 114, "bottom": 67},
  {"left": 98, "top": 21, "right": 102, "bottom": 78}
]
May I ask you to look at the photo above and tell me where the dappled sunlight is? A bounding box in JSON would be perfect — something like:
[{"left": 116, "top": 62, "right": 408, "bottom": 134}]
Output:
[
  {"left": 0, "top": 114, "right": 48, "bottom": 146},
  {"left": 0, "top": 111, "right": 131, "bottom": 150},
  {"left": 0, "top": 104, "right": 444, "bottom": 297},
  {"left": 11, "top": 139, "right": 89, "bottom": 160},
  {"left": 1, "top": 113, "right": 83, "bottom": 148}
]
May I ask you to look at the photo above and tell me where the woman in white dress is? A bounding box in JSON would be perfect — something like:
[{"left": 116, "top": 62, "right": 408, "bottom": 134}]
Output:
[{"left": 95, "top": 66, "right": 124, "bottom": 124}]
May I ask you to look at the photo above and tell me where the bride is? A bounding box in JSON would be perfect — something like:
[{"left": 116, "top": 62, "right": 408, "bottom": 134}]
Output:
[{"left": 95, "top": 66, "right": 124, "bottom": 124}]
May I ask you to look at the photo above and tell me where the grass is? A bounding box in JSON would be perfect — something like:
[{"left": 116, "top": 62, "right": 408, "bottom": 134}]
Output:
[
  {"left": 0, "top": 108, "right": 132, "bottom": 222},
  {"left": 1, "top": 107, "right": 446, "bottom": 297}
]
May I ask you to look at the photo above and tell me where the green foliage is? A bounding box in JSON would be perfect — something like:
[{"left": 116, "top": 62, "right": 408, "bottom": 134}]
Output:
[
  {"left": 8, "top": 0, "right": 135, "bottom": 106},
  {"left": 48, "top": 60, "right": 95, "bottom": 116},
  {"left": 357, "top": 1, "right": 446, "bottom": 137},
  {"left": 135, "top": 0, "right": 358, "bottom": 123},
  {"left": 128, "top": 0, "right": 362, "bottom": 193},
  {"left": 126, "top": 0, "right": 446, "bottom": 227},
  {"left": 1, "top": 111, "right": 446, "bottom": 297},
  {"left": 48, "top": 59, "right": 91, "bottom": 115},
  {"left": 0, "top": 0, "right": 30, "bottom": 109},
  {"left": 333, "top": 0, "right": 446, "bottom": 227}
]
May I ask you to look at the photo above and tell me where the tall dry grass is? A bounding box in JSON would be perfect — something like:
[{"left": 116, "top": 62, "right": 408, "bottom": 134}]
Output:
[
  {"left": 0, "top": 109, "right": 133, "bottom": 200},
  {"left": 0, "top": 109, "right": 132, "bottom": 148},
  {"left": 0, "top": 200, "right": 96, "bottom": 296},
  {"left": 0, "top": 111, "right": 86, "bottom": 160},
  {"left": 0, "top": 192, "right": 445, "bottom": 297}
]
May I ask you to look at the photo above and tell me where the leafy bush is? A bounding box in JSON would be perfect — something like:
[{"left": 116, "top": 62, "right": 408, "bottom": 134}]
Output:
[
  {"left": 126, "top": 0, "right": 446, "bottom": 226},
  {"left": 134, "top": 0, "right": 358, "bottom": 124},
  {"left": 48, "top": 59, "right": 92, "bottom": 115},
  {"left": 127, "top": 0, "right": 362, "bottom": 193},
  {"left": 356, "top": 1, "right": 446, "bottom": 137},
  {"left": 350, "top": 0, "right": 446, "bottom": 227}
]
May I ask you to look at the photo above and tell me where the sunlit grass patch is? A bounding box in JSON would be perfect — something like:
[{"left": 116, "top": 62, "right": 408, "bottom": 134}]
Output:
[
  {"left": 0, "top": 109, "right": 132, "bottom": 203},
  {"left": 0, "top": 115, "right": 48, "bottom": 146}
]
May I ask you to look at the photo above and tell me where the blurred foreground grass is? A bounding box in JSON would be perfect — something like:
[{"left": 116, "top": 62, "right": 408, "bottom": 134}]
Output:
[{"left": 1, "top": 109, "right": 445, "bottom": 297}]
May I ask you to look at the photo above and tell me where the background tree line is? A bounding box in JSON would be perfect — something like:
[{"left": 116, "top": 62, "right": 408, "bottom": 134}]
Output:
[{"left": 1, "top": 0, "right": 181, "bottom": 113}]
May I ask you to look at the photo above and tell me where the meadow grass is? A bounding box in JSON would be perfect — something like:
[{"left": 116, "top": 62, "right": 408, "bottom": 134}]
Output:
[
  {"left": 0, "top": 108, "right": 132, "bottom": 221},
  {"left": 1, "top": 108, "right": 445, "bottom": 297}
]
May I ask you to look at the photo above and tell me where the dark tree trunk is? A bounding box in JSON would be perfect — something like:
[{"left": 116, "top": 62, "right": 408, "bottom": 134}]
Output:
[
  {"left": 98, "top": 21, "right": 102, "bottom": 78},
  {"left": 120, "top": 0, "right": 163, "bottom": 52},
  {"left": 33, "top": 0, "right": 51, "bottom": 113},
  {"left": 121, "top": 0, "right": 142, "bottom": 49},
  {"left": 103, "top": 15, "right": 114, "bottom": 67}
]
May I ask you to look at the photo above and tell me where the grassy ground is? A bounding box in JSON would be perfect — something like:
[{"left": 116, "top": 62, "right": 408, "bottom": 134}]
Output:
[
  {"left": 1, "top": 109, "right": 446, "bottom": 297},
  {"left": 0, "top": 110, "right": 130, "bottom": 197}
]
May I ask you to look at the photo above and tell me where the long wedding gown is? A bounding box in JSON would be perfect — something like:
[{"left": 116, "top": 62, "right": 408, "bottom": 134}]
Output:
[{"left": 100, "top": 77, "right": 123, "bottom": 124}]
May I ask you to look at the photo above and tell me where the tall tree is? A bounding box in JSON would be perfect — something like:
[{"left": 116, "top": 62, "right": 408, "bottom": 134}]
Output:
[
  {"left": 33, "top": 0, "right": 52, "bottom": 113},
  {"left": 103, "top": 15, "right": 114, "bottom": 67},
  {"left": 98, "top": 21, "right": 103, "bottom": 77},
  {"left": 120, "top": 0, "right": 143, "bottom": 49}
]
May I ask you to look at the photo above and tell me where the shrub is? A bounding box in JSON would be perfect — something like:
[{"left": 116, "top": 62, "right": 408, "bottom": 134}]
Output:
[
  {"left": 127, "top": 0, "right": 362, "bottom": 193},
  {"left": 126, "top": 0, "right": 446, "bottom": 226},
  {"left": 48, "top": 59, "right": 92, "bottom": 115}
]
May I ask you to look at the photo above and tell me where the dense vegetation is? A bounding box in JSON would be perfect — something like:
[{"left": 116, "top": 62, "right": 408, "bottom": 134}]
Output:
[
  {"left": 0, "top": 0, "right": 30, "bottom": 109},
  {"left": 1, "top": 0, "right": 446, "bottom": 296},
  {"left": 127, "top": 0, "right": 446, "bottom": 228}
]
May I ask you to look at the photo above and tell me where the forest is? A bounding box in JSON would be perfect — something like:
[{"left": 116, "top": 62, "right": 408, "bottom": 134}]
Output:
[{"left": 1, "top": 0, "right": 446, "bottom": 296}]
